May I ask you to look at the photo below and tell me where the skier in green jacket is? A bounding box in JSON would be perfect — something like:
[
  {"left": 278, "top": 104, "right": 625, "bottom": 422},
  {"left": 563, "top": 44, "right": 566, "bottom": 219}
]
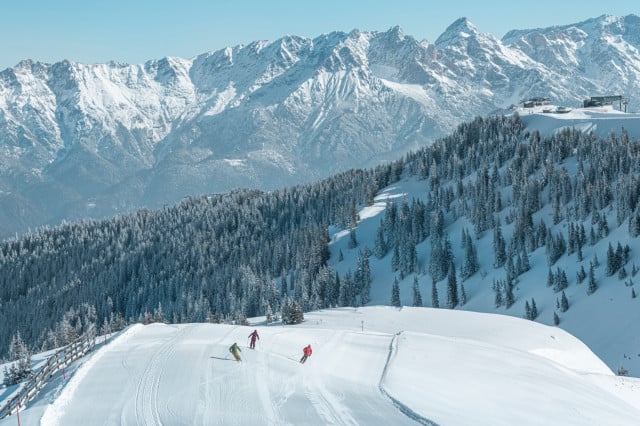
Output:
[{"left": 229, "top": 342, "right": 242, "bottom": 362}]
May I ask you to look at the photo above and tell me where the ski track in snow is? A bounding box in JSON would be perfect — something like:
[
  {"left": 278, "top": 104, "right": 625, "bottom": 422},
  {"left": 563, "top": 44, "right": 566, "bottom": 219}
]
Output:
[
  {"left": 133, "top": 325, "right": 191, "bottom": 426},
  {"left": 302, "top": 331, "right": 356, "bottom": 425},
  {"left": 379, "top": 332, "right": 439, "bottom": 426},
  {"left": 198, "top": 325, "right": 239, "bottom": 425},
  {"left": 25, "top": 312, "right": 640, "bottom": 426}
]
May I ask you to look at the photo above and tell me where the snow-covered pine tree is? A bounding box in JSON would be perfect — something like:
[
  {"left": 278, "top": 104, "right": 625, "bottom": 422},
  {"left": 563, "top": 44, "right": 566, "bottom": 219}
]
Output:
[
  {"left": 431, "top": 279, "right": 440, "bottom": 308},
  {"left": 606, "top": 242, "right": 617, "bottom": 276},
  {"left": 412, "top": 276, "right": 423, "bottom": 307},
  {"left": 374, "top": 222, "right": 387, "bottom": 259},
  {"left": 587, "top": 262, "right": 597, "bottom": 295},
  {"left": 461, "top": 229, "right": 479, "bottom": 280},
  {"left": 493, "top": 219, "right": 507, "bottom": 268},
  {"left": 391, "top": 277, "right": 401, "bottom": 308},
  {"left": 494, "top": 279, "right": 503, "bottom": 307},
  {"left": 576, "top": 265, "right": 586, "bottom": 284},
  {"left": 530, "top": 298, "right": 538, "bottom": 320},
  {"left": 446, "top": 260, "right": 459, "bottom": 309},
  {"left": 460, "top": 283, "right": 467, "bottom": 306},
  {"left": 282, "top": 298, "right": 304, "bottom": 324},
  {"left": 348, "top": 228, "right": 358, "bottom": 249},
  {"left": 391, "top": 244, "right": 400, "bottom": 272},
  {"left": 560, "top": 291, "right": 569, "bottom": 312},
  {"left": 505, "top": 278, "right": 515, "bottom": 309},
  {"left": 5, "top": 332, "right": 32, "bottom": 385},
  {"left": 619, "top": 267, "right": 628, "bottom": 280}
]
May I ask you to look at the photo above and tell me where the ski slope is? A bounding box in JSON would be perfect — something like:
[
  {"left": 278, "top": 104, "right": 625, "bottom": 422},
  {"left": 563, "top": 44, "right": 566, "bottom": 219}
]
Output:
[
  {"left": 4, "top": 307, "right": 640, "bottom": 425},
  {"left": 518, "top": 105, "right": 640, "bottom": 139}
]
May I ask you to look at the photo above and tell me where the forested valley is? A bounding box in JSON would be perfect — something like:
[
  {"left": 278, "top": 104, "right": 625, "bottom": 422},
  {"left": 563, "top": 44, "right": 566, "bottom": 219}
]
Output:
[{"left": 2, "top": 113, "right": 639, "bottom": 363}]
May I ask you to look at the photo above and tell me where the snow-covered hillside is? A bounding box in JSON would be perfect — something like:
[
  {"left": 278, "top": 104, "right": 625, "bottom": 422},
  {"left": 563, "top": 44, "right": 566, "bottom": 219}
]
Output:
[
  {"left": 518, "top": 104, "right": 640, "bottom": 139},
  {"left": 328, "top": 156, "right": 640, "bottom": 377},
  {"left": 1, "top": 14, "right": 640, "bottom": 238},
  {"left": 3, "top": 307, "right": 640, "bottom": 426}
]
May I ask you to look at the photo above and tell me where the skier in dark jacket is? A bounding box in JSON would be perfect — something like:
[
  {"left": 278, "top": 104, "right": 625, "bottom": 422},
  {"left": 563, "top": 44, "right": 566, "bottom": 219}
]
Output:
[
  {"left": 229, "top": 342, "right": 242, "bottom": 362},
  {"left": 248, "top": 330, "right": 259, "bottom": 349},
  {"left": 300, "top": 344, "right": 312, "bottom": 364}
]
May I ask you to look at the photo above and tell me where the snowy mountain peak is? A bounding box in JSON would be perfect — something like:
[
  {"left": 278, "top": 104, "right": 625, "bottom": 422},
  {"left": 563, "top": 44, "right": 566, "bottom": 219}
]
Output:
[
  {"left": 385, "top": 25, "right": 405, "bottom": 41},
  {"left": 434, "top": 17, "right": 481, "bottom": 48},
  {"left": 2, "top": 15, "right": 640, "bottom": 238}
]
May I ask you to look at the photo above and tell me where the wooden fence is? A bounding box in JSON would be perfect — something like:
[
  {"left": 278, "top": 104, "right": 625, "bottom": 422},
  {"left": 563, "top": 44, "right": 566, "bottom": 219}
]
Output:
[{"left": 0, "top": 333, "right": 95, "bottom": 419}]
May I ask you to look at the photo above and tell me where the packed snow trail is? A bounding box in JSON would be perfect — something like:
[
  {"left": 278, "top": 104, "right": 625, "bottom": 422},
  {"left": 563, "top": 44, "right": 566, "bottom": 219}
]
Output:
[
  {"left": 40, "top": 322, "right": 417, "bottom": 425},
  {"left": 7, "top": 307, "right": 640, "bottom": 425}
]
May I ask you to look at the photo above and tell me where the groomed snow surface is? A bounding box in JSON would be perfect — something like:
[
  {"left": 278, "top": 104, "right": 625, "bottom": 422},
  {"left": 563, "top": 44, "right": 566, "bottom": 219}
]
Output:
[
  {"left": 4, "top": 307, "right": 640, "bottom": 425},
  {"left": 518, "top": 105, "right": 640, "bottom": 140}
]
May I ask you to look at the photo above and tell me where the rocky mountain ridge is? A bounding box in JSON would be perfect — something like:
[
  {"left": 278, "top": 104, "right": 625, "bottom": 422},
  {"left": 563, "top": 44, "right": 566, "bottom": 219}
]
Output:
[{"left": 1, "top": 14, "right": 639, "bottom": 237}]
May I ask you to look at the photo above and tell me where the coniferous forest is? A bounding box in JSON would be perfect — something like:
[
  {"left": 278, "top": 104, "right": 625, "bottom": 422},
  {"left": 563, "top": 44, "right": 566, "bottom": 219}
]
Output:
[{"left": 2, "top": 113, "right": 640, "bottom": 360}]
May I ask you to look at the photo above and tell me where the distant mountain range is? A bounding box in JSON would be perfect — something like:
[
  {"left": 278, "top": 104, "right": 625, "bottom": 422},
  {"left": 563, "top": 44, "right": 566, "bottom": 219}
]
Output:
[{"left": 1, "top": 14, "right": 639, "bottom": 238}]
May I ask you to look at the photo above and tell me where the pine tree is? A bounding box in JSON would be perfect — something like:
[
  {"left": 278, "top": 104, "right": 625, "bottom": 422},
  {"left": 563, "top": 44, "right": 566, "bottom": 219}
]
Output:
[
  {"left": 553, "top": 267, "right": 568, "bottom": 293},
  {"left": 618, "top": 267, "right": 628, "bottom": 280},
  {"left": 461, "top": 232, "right": 479, "bottom": 280},
  {"left": 587, "top": 262, "right": 597, "bottom": 295},
  {"left": 348, "top": 228, "right": 358, "bottom": 249},
  {"left": 374, "top": 223, "right": 387, "bottom": 259},
  {"left": 494, "top": 281, "right": 504, "bottom": 308},
  {"left": 391, "top": 277, "right": 401, "bottom": 308},
  {"left": 576, "top": 265, "right": 586, "bottom": 284},
  {"left": 530, "top": 298, "right": 538, "bottom": 320},
  {"left": 560, "top": 291, "right": 569, "bottom": 312},
  {"left": 524, "top": 300, "right": 531, "bottom": 320},
  {"left": 504, "top": 278, "right": 515, "bottom": 309},
  {"left": 391, "top": 244, "right": 400, "bottom": 272},
  {"left": 5, "top": 332, "right": 32, "bottom": 385},
  {"left": 606, "top": 243, "right": 617, "bottom": 276},
  {"left": 590, "top": 226, "right": 597, "bottom": 245},
  {"left": 460, "top": 283, "right": 467, "bottom": 306},
  {"left": 521, "top": 247, "right": 530, "bottom": 272},
  {"left": 446, "top": 260, "right": 459, "bottom": 309},
  {"left": 431, "top": 279, "right": 440, "bottom": 308},
  {"left": 493, "top": 220, "right": 507, "bottom": 268},
  {"left": 553, "top": 312, "right": 560, "bottom": 325},
  {"left": 412, "top": 276, "right": 423, "bottom": 307},
  {"left": 280, "top": 270, "right": 288, "bottom": 297},
  {"left": 282, "top": 299, "right": 304, "bottom": 325},
  {"left": 2, "top": 365, "right": 12, "bottom": 387},
  {"left": 577, "top": 243, "right": 583, "bottom": 262}
]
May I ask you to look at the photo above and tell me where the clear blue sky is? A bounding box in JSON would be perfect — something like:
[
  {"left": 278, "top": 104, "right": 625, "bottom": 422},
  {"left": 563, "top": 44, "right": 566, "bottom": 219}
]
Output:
[{"left": 1, "top": 0, "right": 636, "bottom": 70}]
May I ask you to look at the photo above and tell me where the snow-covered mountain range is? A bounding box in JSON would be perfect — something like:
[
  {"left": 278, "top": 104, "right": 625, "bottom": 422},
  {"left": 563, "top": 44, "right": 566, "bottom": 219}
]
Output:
[{"left": 1, "top": 14, "right": 639, "bottom": 237}]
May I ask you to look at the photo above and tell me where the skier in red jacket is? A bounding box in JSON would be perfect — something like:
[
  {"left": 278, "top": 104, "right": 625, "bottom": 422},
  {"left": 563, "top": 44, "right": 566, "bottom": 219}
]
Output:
[
  {"left": 248, "top": 330, "right": 259, "bottom": 349},
  {"left": 300, "top": 344, "right": 312, "bottom": 364}
]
